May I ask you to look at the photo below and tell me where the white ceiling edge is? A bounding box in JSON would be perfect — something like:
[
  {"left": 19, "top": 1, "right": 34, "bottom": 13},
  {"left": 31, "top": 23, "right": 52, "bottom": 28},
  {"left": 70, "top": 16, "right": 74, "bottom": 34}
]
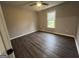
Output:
[
  {"left": 1, "top": 1, "right": 65, "bottom": 11},
  {"left": 22, "top": 1, "right": 65, "bottom": 11},
  {"left": 39, "top": 1, "right": 64, "bottom": 11}
]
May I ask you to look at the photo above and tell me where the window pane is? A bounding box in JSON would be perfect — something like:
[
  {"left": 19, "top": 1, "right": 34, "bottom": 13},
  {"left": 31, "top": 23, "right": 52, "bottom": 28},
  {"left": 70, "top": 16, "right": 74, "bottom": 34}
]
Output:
[{"left": 47, "top": 11, "right": 56, "bottom": 28}]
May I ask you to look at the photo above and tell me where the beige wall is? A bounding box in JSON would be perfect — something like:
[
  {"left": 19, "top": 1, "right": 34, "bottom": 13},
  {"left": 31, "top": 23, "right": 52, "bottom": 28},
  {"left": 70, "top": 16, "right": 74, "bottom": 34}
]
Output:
[
  {"left": 37, "top": 2, "right": 79, "bottom": 37},
  {"left": 1, "top": 2, "right": 79, "bottom": 40},
  {"left": 2, "top": 5, "right": 37, "bottom": 39}
]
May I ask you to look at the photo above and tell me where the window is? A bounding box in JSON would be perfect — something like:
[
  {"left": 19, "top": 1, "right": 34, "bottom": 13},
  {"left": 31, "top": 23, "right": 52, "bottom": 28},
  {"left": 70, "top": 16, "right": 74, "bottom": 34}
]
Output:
[{"left": 47, "top": 11, "right": 56, "bottom": 28}]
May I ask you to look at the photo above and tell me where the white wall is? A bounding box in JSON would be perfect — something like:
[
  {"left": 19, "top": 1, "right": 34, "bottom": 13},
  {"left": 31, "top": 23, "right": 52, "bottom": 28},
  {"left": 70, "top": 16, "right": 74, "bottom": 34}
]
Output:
[
  {"left": 2, "top": 4, "right": 37, "bottom": 39},
  {"left": 37, "top": 2, "right": 79, "bottom": 37},
  {"left": 75, "top": 19, "right": 79, "bottom": 54},
  {"left": 1, "top": 2, "right": 79, "bottom": 40}
]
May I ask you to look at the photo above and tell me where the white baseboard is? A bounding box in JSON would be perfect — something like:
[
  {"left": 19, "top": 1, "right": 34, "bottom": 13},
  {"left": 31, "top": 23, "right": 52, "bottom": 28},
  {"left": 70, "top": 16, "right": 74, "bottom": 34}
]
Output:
[
  {"left": 54, "top": 32, "right": 79, "bottom": 55},
  {"left": 39, "top": 30, "right": 75, "bottom": 38},
  {"left": 74, "top": 39, "right": 79, "bottom": 55},
  {"left": 53, "top": 32, "right": 75, "bottom": 38},
  {"left": 10, "top": 30, "right": 37, "bottom": 40}
]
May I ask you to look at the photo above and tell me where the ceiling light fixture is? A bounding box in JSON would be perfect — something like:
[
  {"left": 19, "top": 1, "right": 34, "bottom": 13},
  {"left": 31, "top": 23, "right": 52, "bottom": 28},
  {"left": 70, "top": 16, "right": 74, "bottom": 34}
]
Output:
[{"left": 36, "top": 1, "right": 42, "bottom": 7}]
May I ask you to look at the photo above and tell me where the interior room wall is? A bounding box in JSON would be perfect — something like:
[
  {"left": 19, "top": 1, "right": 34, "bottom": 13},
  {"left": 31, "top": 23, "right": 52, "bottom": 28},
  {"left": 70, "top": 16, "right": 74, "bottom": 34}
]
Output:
[
  {"left": 37, "top": 2, "right": 79, "bottom": 37},
  {"left": 75, "top": 17, "right": 79, "bottom": 54},
  {"left": 1, "top": 4, "right": 37, "bottom": 40}
]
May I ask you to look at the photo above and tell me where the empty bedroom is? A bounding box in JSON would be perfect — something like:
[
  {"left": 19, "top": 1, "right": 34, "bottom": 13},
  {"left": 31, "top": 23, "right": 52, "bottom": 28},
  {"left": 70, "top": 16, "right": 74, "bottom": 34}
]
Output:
[{"left": 0, "top": 1, "right": 79, "bottom": 58}]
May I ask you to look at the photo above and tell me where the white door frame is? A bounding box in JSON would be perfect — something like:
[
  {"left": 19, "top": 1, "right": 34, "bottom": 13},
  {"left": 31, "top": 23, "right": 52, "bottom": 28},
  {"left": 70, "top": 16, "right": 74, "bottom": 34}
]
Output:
[
  {"left": 0, "top": 31, "right": 7, "bottom": 56},
  {"left": 0, "top": 4, "right": 15, "bottom": 57}
]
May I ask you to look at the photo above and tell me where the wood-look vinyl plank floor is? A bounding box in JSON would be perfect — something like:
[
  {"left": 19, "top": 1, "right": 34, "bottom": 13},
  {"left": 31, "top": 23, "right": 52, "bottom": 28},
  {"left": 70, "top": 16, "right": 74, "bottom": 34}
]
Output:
[{"left": 11, "top": 31, "right": 79, "bottom": 58}]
